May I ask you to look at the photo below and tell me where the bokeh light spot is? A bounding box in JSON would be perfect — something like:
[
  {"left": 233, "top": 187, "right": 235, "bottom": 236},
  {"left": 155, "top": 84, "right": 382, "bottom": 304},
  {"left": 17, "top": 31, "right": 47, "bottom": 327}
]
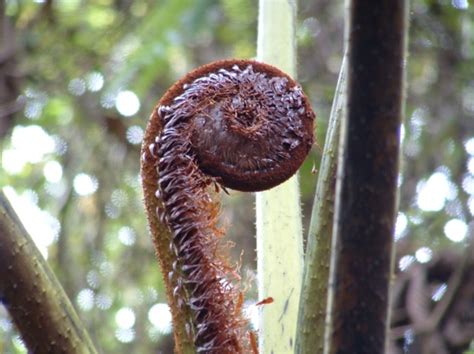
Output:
[
  {"left": 395, "top": 212, "right": 408, "bottom": 240},
  {"left": 99, "top": 261, "right": 113, "bottom": 277},
  {"left": 101, "top": 92, "right": 116, "bottom": 108},
  {"left": 73, "top": 173, "right": 99, "bottom": 196},
  {"left": 243, "top": 301, "right": 259, "bottom": 331},
  {"left": 86, "top": 72, "right": 104, "bottom": 92},
  {"left": 465, "top": 137, "right": 474, "bottom": 156},
  {"left": 0, "top": 316, "right": 13, "bottom": 332},
  {"left": 68, "top": 78, "right": 86, "bottom": 96},
  {"left": 77, "top": 288, "right": 95, "bottom": 311},
  {"left": 467, "top": 157, "right": 474, "bottom": 175},
  {"left": 43, "top": 160, "right": 63, "bottom": 183},
  {"left": 444, "top": 218, "right": 468, "bottom": 242},
  {"left": 96, "top": 294, "right": 113, "bottom": 310},
  {"left": 116, "top": 90, "right": 140, "bottom": 117},
  {"left": 432, "top": 283, "right": 447, "bottom": 302},
  {"left": 86, "top": 270, "right": 101, "bottom": 289},
  {"left": 115, "top": 307, "right": 136, "bottom": 329},
  {"left": 416, "top": 171, "right": 455, "bottom": 212},
  {"left": 452, "top": 0, "right": 469, "bottom": 9},
  {"left": 468, "top": 196, "right": 474, "bottom": 216},
  {"left": 10, "top": 125, "right": 56, "bottom": 164},
  {"left": 24, "top": 101, "right": 43, "bottom": 120},
  {"left": 2, "top": 149, "right": 25, "bottom": 174},
  {"left": 118, "top": 226, "right": 136, "bottom": 246},
  {"left": 126, "top": 125, "right": 144, "bottom": 145},
  {"left": 4, "top": 187, "right": 60, "bottom": 259},
  {"left": 105, "top": 203, "right": 120, "bottom": 219},
  {"left": 415, "top": 247, "right": 432, "bottom": 263},
  {"left": 148, "top": 303, "right": 172, "bottom": 334},
  {"left": 115, "top": 328, "right": 135, "bottom": 343},
  {"left": 12, "top": 335, "right": 27, "bottom": 352},
  {"left": 462, "top": 175, "right": 474, "bottom": 195},
  {"left": 111, "top": 189, "right": 128, "bottom": 207},
  {"left": 399, "top": 255, "right": 415, "bottom": 271}
]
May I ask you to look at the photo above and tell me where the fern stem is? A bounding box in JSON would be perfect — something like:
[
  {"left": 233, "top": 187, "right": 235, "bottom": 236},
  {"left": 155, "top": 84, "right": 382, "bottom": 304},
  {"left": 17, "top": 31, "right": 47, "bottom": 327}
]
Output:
[{"left": 256, "top": 0, "right": 303, "bottom": 353}]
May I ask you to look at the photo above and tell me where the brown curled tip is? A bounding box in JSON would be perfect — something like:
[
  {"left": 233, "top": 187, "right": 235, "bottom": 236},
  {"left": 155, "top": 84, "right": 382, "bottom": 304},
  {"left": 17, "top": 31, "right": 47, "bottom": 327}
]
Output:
[
  {"left": 141, "top": 59, "right": 315, "bottom": 353},
  {"left": 152, "top": 59, "right": 315, "bottom": 192}
]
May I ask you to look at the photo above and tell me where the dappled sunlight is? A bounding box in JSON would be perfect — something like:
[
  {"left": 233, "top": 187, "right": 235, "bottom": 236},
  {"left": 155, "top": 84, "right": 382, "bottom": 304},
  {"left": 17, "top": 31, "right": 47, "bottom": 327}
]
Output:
[
  {"left": 416, "top": 171, "right": 457, "bottom": 212},
  {"left": 68, "top": 78, "right": 86, "bottom": 96},
  {"left": 77, "top": 288, "right": 95, "bottom": 312},
  {"left": 431, "top": 283, "right": 447, "bottom": 302},
  {"left": 118, "top": 226, "right": 136, "bottom": 246},
  {"left": 452, "top": 0, "right": 469, "bottom": 10},
  {"left": 148, "top": 303, "right": 172, "bottom": 334},
  {"left": 116, "top": 90, "right": 140, "bottom": 117},
  {"left": 126, "top": 125, "right": 144, "bottom": 145},
  {"left": 1, "top": 0, "right": 473, "bottom": 352},
  {"left": 394, "top": 212, "right": 408, "bottom": 240},
  {"left": 3, "top": 187, "right": 60, "bottom": 259},
  {"left": 243, "top": 301, "right": 260, "bottom": 331},
  {"left": 443, "top": 218, "right": 468, "bottom": 242},
  {"left": 415, "top": 247, "right": 432, "bottom": 263},
  {"left": 3, "top": 125, "right": 56, "bottom": 174},
  {"left": 115, "top": 307, "right": 136, "bottom": 329},
  {"left": 95, "top": 294, "right": 113, "bottom": 310},
  {"left": 43, "top": 160, "right": 63, "bottom": 183},
  {"left": 465, "top": 137, "right": 474, "bottom": 155},
  {"left": 115, "top": 328, "right": 135, "bottom": 343},
  {"left": 73, "top": 173, "right": 99, "bottom": 196},
  {"left": 398, "top": 255, "right": 415, "bottom": 271},
  {"left": 86, "top": 72, "right": 104, "bottom": 92}
]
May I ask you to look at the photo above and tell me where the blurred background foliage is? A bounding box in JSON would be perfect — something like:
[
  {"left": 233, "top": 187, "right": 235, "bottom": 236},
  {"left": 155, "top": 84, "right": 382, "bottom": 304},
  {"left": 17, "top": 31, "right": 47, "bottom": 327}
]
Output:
[{"left": 0, "top": 0, "right": 473, "bottom": 353}]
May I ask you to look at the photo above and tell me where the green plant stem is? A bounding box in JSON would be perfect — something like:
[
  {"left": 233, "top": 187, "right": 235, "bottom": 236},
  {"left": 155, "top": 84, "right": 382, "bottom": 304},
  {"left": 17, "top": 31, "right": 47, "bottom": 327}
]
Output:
[
  {"left": 0, "top": 190, "right": 99, "bottom": 354},
  {"left": 256, "top": 0, "right": 303, "bottom": 353},
  {"left": 296, "top": 55, "right": 347, "bottom": 354}
]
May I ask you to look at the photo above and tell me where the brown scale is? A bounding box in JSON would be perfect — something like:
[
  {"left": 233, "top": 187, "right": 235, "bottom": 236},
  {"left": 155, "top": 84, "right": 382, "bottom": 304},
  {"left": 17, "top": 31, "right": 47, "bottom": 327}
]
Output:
[{"left": 141, "top": 59, "right": 315, "bottom": 353}]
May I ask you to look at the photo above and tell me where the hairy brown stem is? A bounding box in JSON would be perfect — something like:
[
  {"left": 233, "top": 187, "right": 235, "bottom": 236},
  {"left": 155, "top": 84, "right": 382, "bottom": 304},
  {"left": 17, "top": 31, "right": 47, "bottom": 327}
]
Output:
[{"left": 141, "top": 59, "right": 315, "bottom": 353}]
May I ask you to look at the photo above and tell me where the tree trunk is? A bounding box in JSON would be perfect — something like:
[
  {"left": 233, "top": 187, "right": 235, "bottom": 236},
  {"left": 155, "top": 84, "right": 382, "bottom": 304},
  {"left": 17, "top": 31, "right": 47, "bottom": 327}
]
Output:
[{"left": 325, "top": 1, "right": 407, "bottom": 353}]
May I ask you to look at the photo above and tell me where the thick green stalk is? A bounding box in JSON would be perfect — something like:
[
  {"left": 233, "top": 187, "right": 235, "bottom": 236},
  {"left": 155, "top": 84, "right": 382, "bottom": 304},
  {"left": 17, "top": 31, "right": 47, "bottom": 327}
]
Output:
[
  {"left": 0, "top": 190, "right": 98, "bottom": 354},
  {"left": 256, "top": 0, "right": 303, "bottom": 353},
  {"left": 296, "top": 56, "right": 347, "bottom": 354}
]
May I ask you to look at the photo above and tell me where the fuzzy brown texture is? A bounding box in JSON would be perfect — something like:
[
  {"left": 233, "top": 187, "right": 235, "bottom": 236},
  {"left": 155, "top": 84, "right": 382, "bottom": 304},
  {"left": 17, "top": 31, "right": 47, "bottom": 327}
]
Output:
[{"left": 141, "top": 59, "right": 315, "bottom": 353}]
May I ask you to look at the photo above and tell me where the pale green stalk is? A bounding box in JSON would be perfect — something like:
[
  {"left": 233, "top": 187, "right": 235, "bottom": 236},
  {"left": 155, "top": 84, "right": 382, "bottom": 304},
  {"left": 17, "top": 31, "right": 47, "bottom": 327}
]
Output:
[
  {"left": 296, "top": 55, "right": 346, "bottom": 354},
  {"left": 256, "top": 1, "right": 303, "bottom": 353}
]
